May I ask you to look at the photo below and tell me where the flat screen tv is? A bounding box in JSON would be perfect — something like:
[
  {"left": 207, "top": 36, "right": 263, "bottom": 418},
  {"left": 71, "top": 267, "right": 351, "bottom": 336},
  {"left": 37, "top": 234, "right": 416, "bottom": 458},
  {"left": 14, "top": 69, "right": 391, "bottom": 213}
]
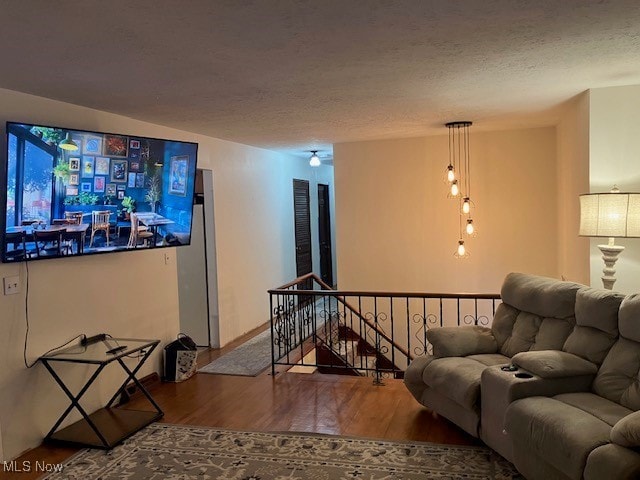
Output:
[{"left": 1, "top": 122, "right": 198, "bottom": 262}]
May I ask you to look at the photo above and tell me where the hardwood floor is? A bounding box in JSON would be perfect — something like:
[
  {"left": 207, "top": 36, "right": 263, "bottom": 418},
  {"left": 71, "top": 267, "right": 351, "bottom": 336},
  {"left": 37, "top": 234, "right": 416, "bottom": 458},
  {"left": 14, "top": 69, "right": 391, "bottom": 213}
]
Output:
[{"left": 6, "top": 329, "right": 476, "bottom": 480}]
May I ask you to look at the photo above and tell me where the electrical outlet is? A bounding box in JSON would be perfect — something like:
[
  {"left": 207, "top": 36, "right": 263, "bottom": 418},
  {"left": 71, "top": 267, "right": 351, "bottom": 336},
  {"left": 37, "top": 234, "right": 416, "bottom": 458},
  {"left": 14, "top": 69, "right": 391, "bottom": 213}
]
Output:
[{"left": 3, "top": 275, "right": 20, "bottom": 295}]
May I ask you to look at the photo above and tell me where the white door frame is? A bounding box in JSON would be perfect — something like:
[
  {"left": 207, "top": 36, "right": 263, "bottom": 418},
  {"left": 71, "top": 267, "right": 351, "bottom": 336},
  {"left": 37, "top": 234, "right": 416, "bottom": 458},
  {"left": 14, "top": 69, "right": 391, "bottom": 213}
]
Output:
[{"left": 201, "top": 169, "right": 220, "bottom": 347}]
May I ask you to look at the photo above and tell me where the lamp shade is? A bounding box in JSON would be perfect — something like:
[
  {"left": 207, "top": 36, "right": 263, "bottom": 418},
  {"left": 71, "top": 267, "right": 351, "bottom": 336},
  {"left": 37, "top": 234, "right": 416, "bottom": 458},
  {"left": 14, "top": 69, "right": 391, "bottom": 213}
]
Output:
[
  {"left": 58, "top": 133, "right": 79, "bottom": 151},
  {"left": 579, "top": 192, "right": 640, "bottom": 238}
]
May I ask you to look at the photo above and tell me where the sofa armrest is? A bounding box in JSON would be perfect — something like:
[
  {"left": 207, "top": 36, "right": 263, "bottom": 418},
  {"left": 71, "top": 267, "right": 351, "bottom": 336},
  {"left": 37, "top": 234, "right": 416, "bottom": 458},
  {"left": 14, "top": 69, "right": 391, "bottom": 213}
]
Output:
[
  {"left": 585, "top": 444, "right": 640, "bottom": 480},
  {"left": 611, "top": 411, "right": 640, "bottom": 448},
  {"left": 427, "top": 326, "right": 497, "bottom": 358},
  {"left": 512, "top": 350, "right": 598, "bottom": 378}
]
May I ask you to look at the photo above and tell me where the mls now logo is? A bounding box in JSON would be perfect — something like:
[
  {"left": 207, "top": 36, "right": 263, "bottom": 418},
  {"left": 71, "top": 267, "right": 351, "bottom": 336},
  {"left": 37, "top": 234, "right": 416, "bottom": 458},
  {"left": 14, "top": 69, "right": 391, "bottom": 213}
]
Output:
[{"left": 3, "top": 460, "right": 63, "bottom": 473}]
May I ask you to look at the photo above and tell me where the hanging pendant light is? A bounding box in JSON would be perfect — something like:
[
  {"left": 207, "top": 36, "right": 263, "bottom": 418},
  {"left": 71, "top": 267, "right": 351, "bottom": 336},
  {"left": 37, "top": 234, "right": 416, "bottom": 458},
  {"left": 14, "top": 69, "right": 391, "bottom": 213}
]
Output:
[
  {"left": 446, "top": 165, "right": 455, "bottom": 182},
  {"left": 309, "top": 150, "right": 320, "bottom": 167},
  {"left": 445, "top": 121, "right": 476, "bottom": 257},
  {"left": 466, "top": 219, "right": 475, "bottom": 235},
  {"left": 462, "top": 197, "right": 471, "bottom": 214},
  {"left": 450, "top": 180, "right": 459, "bottom": 197},
  {"left": 59, "top": 132, "right": 79, "bottom": 151},
  {"left": 453, "top": 239, "right": 469, "bottom": 258}
]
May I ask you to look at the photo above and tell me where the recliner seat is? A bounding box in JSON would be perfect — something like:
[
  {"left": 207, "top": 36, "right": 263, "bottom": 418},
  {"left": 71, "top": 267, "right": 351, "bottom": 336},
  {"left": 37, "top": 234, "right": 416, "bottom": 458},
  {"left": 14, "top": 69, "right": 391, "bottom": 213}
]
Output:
[{"left": 404, "top": 272, "right": 581, "bottom": 436}]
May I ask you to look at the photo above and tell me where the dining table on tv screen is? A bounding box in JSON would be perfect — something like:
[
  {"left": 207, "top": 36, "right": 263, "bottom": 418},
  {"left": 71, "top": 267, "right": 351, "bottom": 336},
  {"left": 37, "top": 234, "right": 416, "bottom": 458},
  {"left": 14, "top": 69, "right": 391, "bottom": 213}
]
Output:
[
  {"left": 6, "top": 222, "right": 90, "bottom": 257},
  {"left": 135, "top": 213, "right": 175, "bottom": 247}
]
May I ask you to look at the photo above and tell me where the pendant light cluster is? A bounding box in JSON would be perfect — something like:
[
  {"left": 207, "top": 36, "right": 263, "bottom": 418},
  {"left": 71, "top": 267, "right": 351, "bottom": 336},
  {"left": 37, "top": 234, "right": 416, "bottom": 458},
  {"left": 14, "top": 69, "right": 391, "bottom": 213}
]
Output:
[{"left": 445, "top": 121, "right": 476, "bottom": 258}]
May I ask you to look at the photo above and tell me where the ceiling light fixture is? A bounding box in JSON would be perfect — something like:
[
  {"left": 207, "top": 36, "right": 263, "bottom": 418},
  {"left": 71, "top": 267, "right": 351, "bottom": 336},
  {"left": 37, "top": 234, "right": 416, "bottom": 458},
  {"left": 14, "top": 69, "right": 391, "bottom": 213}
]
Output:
[
  {"left": 446, "top": 121, "right": 476, "bottom": 257},
  {"left": 58, "top": 132, "right": 79, "bottom": 151},
  {"left": 309, "top": 150, "right": 320, "bottom": 167}
]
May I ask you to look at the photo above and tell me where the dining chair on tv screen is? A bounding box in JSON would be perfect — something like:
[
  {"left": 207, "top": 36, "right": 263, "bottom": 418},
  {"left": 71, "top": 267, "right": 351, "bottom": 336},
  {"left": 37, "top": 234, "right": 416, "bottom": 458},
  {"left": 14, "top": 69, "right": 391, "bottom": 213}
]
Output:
[
  {"left": 33, "top": 229, "right": 65, "bottom": 257},
  {"left": 90, "top": 210, "right": 111, "bottom": 247},
  {"left": 4, "top": 231, "right": 28, "bottom": 261},
  {"left": 127, "top": 213, "right": 153, "bottom": 248},
  {"left": 64, "top": 211, "right": 84, "bottom": 225}
]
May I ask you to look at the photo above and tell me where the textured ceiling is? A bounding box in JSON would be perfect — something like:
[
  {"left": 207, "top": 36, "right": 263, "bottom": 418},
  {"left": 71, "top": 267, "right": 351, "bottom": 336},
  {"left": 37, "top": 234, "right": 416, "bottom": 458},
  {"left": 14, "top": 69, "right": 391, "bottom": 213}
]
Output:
[{"left": 1, "top": 0, "right": 640, "bottom": 159}]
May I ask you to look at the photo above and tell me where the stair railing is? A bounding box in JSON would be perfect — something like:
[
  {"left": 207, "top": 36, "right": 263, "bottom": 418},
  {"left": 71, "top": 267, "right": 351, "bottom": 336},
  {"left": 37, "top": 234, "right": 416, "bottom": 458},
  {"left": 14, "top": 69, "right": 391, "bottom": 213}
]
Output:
[{"left": 269, "top": 273, "right": 501, "bottom": 383}]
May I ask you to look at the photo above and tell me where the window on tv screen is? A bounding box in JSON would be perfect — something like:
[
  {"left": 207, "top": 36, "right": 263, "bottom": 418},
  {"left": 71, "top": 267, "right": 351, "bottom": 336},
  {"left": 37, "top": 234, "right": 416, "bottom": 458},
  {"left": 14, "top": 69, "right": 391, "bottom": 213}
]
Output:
[{"left": 2, "top": 122, "right": 198, "bottom": 262}]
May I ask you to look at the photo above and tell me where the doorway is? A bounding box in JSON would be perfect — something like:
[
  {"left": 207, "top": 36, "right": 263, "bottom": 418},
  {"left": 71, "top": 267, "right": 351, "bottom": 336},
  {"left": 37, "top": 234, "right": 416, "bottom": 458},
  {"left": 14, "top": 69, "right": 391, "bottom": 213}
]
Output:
[
  {"left": 317, "top": 183, "right": 334, "bottom": 287},
  {"left": 293, "top": 179, "right": 312, "bottom": 291}
]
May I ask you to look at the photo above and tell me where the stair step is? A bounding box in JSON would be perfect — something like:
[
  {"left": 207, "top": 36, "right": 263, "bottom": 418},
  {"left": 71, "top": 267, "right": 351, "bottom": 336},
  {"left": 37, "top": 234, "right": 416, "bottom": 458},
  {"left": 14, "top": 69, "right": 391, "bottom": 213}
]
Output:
[
  {"left": 354, "top": 355, "right": 377, "bottom": 377},
  {"left": 335, "top": 340, "right": 355, "bottom": 358}
]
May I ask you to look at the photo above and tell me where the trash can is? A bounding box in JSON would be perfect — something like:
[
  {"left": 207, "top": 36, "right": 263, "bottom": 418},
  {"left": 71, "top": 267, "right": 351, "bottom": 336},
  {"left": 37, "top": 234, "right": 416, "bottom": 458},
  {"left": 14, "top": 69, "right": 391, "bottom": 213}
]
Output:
[{"left": 164, "top": 334, "right": 197, "bottom": 382}]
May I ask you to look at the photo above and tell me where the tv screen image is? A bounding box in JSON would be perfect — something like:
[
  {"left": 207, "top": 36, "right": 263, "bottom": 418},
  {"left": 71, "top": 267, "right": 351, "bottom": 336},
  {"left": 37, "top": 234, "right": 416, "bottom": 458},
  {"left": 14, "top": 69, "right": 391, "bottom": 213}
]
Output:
[{"left": 2, "top": 122, "right": 198, "bottom": 262}]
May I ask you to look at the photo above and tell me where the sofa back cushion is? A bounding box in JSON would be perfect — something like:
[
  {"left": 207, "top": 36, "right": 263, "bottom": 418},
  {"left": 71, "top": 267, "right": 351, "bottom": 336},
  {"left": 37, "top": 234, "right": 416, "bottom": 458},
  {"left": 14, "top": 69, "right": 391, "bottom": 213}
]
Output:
[
  {"left": 593, "top": 294, "right": 640, "bottom": 410},
  {"left": 493, "top": 273, "right": 580, "bottom": 358},
  {"left": 562, "top": 287, "right": 624, "bottom": 365}
]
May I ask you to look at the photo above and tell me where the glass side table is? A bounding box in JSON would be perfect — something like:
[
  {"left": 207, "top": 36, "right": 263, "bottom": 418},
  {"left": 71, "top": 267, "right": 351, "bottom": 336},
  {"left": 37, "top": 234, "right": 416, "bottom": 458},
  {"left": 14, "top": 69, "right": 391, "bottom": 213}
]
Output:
[{"left": 39, "top": 337, "right": 164, "bottom": 449}]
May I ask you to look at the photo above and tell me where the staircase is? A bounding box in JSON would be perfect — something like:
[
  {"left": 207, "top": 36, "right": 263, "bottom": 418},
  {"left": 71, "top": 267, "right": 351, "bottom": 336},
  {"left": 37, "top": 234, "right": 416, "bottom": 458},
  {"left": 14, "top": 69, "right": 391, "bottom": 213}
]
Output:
[{"left": 315, "top": 323, "right": 403, "bottom": 379}]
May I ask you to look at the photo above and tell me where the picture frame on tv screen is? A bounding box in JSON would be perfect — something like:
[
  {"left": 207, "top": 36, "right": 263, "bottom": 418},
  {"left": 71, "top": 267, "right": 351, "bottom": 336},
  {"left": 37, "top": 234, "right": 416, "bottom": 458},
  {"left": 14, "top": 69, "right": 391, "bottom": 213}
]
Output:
[{"left": 1, "top": 122, "right": 198, "bottom": 263}]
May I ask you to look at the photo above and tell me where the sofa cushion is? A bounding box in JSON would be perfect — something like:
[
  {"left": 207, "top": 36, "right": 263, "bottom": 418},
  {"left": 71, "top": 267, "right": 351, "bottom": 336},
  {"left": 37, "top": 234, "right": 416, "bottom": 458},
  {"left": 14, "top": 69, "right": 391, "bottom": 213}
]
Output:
[
  {"left": 562, "top": 287, "right": 624, "bottom": 365},
  {"left": 611, "top": 411, "right": 640, "bottom": 448},
  {"left": 593, "top": 337, "right": 640, "bottom": 411},
  {"left": 499, "top": 311, "right": 574, "bottom": 357},
  {"left": 574, "top": 287, "right": 623, "bottom": 335},
  {"left": 554, "top": 392, "right": 632, "bottom": 427},
  {"left": 490, "top": 303, "right": 519, "bottom": 349},
  {"left": 506, "top": 396, "right": 612, "bottom": 480},
  {"left": 426, "top": 326, "right": 497, "bottom": 358},
  {"left": 491, "top": 273, "right": 579, "bottom": 358},
  {"left": 500, "top": 272, "right": 581, "bottom": 318},
  {"left": 584, "top": 444, "right": 640, "bottom": 480},
  {"left": 619, "top": 293, "right": 640, "bottom": 343},
  {"left": 423, "top": 357, "right": 486, "bottom": 409},
  {"left": 564, "top": 327, "right": 620, "bottom": 366},
  {"left": 530, "top": 316, "right": 576, "bottom": 351},
  {"left": 466, "top": 353, "right": 510, "bottom": 367}
]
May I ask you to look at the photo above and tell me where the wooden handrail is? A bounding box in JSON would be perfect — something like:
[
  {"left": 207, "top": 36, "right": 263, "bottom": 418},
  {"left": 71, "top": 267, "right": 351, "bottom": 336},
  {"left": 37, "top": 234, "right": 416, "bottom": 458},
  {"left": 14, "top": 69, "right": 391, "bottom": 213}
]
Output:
[{"left": 269, "top": 272, "right": 501, "bottom": 300}]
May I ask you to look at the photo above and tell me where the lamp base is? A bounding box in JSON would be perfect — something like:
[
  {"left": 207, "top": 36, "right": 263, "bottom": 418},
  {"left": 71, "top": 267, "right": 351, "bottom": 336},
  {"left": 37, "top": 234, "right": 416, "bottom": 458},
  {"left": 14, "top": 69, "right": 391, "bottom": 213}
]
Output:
[{"left": 597, "top": 244, "right": 624, "bottom": 290}]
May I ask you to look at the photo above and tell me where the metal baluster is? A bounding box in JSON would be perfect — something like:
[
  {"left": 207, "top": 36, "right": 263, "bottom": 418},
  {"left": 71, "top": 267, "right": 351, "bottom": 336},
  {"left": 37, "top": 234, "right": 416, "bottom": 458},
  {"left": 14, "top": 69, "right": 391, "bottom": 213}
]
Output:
[
  {"left": 406, "top": 297, "right": 411, "bottom": 369},
  {"left": 270, "top": 294, "right": 276, "bottom": 376}
]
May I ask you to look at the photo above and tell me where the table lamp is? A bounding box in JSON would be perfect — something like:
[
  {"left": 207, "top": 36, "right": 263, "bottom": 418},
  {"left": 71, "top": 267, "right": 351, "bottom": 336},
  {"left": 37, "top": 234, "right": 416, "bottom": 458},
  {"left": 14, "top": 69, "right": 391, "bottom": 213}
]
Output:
[{"left": 579, "top": 186, "right": 640, "bottom": 290}]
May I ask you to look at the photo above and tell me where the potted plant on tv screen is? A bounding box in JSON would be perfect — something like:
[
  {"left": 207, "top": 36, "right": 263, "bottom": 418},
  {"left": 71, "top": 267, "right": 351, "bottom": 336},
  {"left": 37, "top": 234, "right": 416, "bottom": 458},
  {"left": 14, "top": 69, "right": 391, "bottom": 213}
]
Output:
[
  {"left": 121, "top": 196, "right": 136, "bottom": 220},
  {"left": 52, "top": 160, "right": 71, "bottom": 184},
  {"left": 144, "top": 173, "right": 162, "bottom": 213}
]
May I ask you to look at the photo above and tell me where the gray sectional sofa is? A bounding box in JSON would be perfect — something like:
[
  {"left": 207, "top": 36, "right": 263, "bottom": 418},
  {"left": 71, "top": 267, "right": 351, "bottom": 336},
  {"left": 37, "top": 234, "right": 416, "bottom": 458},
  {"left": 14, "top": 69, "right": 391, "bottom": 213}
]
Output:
[{"left": 404, "top": 272, "right": 640, "bottom": 480}]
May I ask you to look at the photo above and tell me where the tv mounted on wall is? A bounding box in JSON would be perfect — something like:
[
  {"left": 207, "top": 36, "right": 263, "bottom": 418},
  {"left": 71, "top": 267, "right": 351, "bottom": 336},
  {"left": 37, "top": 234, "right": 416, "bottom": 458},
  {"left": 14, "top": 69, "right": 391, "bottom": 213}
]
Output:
[{"left": 1, "top": 122, "right": 198, "bottom": 262}]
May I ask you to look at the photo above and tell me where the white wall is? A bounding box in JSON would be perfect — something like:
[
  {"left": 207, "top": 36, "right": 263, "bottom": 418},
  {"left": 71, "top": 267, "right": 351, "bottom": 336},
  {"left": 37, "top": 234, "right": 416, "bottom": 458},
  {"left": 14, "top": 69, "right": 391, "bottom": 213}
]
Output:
[
  {"left": 588, "top": 85, "right": 640, "bottom": 294},
  {"left": 0, "top": 87, "right": 334, "bottom": 459},
  {"left": 334, "top": 127, "right": 559, "bottom": 294},
  {"left": 209, "top": 150, "right": 335, "bottom": 344},
  {"left": 556, "top": 92, "right": 591, "bottom": 284}
]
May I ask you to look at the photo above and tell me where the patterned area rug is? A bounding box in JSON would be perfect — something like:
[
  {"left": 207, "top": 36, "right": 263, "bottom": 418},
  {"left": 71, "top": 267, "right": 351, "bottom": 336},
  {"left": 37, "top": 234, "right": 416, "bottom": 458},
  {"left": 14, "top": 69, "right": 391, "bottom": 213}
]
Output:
[
  {"left": 43, "top": 424, "right": 519, "bottom": 479},
  {"left": 198, "top": 328, "right": 273, "bottom": 376}
]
